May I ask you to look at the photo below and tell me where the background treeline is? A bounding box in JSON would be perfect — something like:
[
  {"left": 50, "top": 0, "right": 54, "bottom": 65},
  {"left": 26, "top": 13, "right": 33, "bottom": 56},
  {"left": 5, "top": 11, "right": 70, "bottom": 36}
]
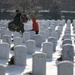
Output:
[{"left": 0, "top": 0, "right": 75, "bottom": 20}]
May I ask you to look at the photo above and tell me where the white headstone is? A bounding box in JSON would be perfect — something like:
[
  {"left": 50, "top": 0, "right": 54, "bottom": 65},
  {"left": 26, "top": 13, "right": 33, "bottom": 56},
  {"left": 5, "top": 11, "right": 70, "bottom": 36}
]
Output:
[
  {"left": 55, "top": 30, "right": 61, "bottom": 39},
  {"left": 51, "top": 30, "right": 59, "bottom": 40},
  {"left": 5, "top": 29, "right": 12, "bottom": 37},
  {"left": 42, "top": 42, "right": 53, "bottom": 58},
  {"left": 50, "top": 25, "right": 55, "bottom": 30},
  {"left": 14, "top": 37, "right": 23, "bottom": 46},
  {"left": 62, "top": 39, "right": 72, "bottom": 46},
  {"left": 48, "top": 28, "right": 53, "bottom": 36},
  {"left": 0, "top": 28, "right": 5, "bottom": 39},
  {"left": 33, "top": 34, "right": 44, "bottom": 47},
  {"left": 39, "top": 31, "right": 46, "bottom": 41},
  {"left": 73, "top": 30, "right": 75, "bottom": 34},
  {"left": 62, "top": 44, "right": 74, "bottom": 61},
  {"left": 67, "top": 19, "right": 71, "bottom": 25},
  {"left": 0, "top": 65, "right": 5, "bottom": 75},
  {"left": 44, "top": 29, "right": 49, "bottom": 39},
  {"left": 0, "top": 43, "right": 9, "bottom": 59},
  {"left": 32, "top": 52, "right": 46, "bottom": 75},
  {"left": 13, "top": 32, "right": 21, "bottom": 38},
  {"left": 23, "top": 32, "right": 30, "bottom": 43},
  {"left": 63, "top": 34, "right": 71, "bottom": 40},
  {"left": 29, "top": 31, "right": 35, "bottom": 39},
  {"left": 2, "top": 35, "right": 11, "bottom": 47},
  {"left": 58, "top": 26, "right": 63, "bottom": 34},
  {"left": 65, "top": 30, "right": 71, "bottom": 34},
  {"left": 57, "top": 61, "right": 73, "bottom": 75},
  {"left": 1, "top": 27, "right": 6, "bottom": 38},
  {"left": 14, "top": 45, "right": 27, "bottom": 66},
  {"left": 48, "top": 37, "right": 57, "bottom": 52},
  {"left": 26, "top": 40, "right": 36, "bottom": 54}
]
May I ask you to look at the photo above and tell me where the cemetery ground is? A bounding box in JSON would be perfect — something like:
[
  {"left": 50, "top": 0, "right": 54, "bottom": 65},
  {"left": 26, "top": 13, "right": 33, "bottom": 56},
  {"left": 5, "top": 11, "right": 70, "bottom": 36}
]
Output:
[{"left": 0, "top": 19, "right": 75, "bottom": 75}]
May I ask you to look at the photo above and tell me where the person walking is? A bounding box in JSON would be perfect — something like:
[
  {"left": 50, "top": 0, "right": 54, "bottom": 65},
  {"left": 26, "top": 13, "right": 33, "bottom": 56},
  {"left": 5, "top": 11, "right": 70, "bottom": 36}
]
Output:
[{"left": 32, "top": 18, "right": 39, "bottom": 34}]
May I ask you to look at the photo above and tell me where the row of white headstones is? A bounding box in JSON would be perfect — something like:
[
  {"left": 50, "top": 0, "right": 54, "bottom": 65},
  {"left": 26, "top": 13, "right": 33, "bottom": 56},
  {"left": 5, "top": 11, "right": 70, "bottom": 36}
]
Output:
[{"left": 0, "top": 19, "right": 74, "bottom": 75}]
